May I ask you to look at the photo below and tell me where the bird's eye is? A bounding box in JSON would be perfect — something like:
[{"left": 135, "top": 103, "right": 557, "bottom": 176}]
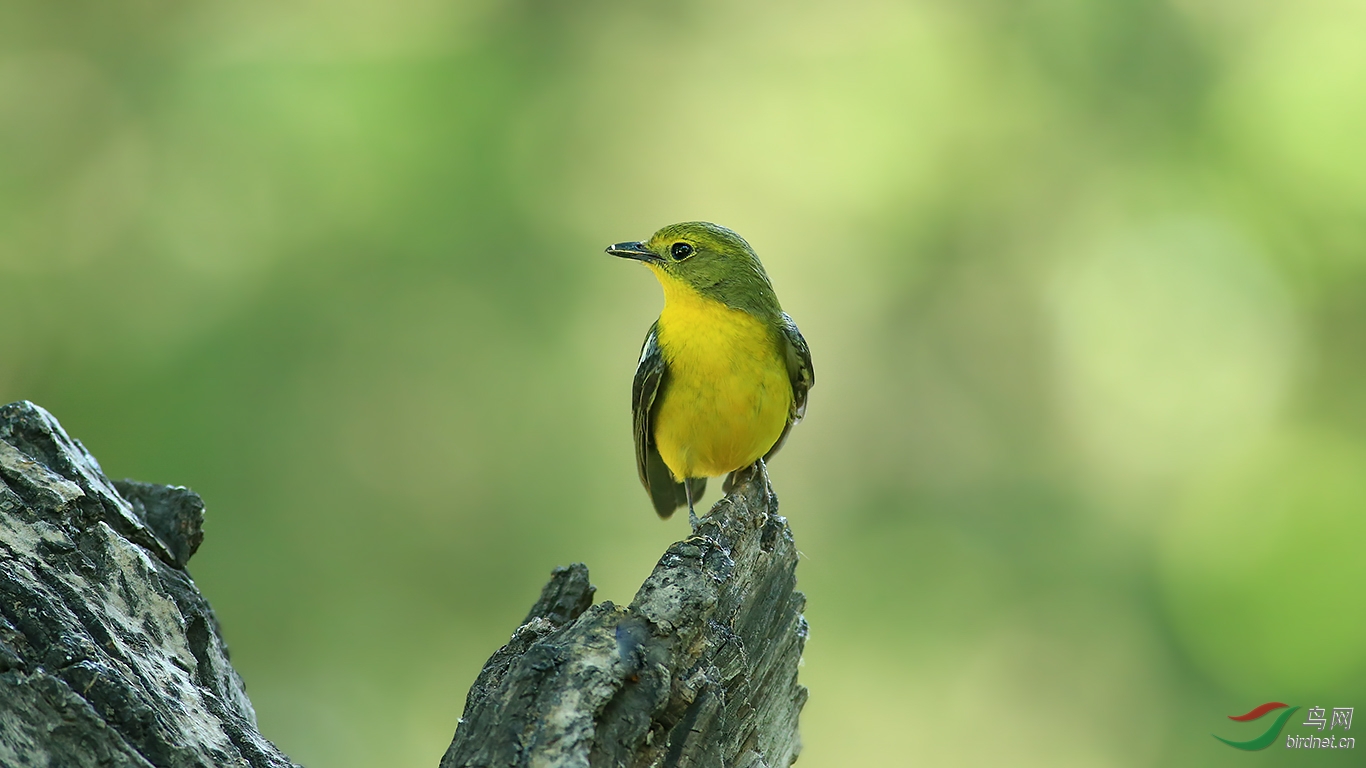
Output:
[{"left": 671, "top": 242, "right": 694, "bottom": 260}]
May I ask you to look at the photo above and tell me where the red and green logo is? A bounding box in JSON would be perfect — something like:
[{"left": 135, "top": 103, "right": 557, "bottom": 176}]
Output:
[{"left": 1215, "top": 702, "right": 1299, "bottom": 750}]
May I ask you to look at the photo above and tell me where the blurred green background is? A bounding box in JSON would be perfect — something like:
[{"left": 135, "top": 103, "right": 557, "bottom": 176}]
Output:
[{"left": 3, "top": 0, "right": 1365, "bottom": 765}]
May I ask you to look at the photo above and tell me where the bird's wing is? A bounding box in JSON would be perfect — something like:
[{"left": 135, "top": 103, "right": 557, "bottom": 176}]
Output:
[
  {"left": 764, "top": 312, "right": 815, "bottom": 462},
  {"left": 631, "top": 322, "right": 666, "bottom": 488},
  {"left": 632, "top": 322, "right": 702, "bottom": 518}
]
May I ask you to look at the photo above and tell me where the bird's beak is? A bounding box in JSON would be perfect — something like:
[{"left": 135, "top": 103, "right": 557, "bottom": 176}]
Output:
[{"left": 606, "top": 241, "right": 661, "bottom": 263}]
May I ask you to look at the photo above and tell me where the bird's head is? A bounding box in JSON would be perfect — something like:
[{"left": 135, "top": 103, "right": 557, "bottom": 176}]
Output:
[{"left": 607, "top": 222, "right": 780, "bottom": 317}]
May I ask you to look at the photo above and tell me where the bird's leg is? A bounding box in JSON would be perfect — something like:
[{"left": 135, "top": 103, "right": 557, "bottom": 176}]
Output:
[
  {"left": 755, "top": 459, "right": 776, "bottom": 512},
  {"left": 685, "top": 480, "right": 698, "bottom": 528},
  {"left": 755, "top": 458, "right": 770, "bottom": 486}
]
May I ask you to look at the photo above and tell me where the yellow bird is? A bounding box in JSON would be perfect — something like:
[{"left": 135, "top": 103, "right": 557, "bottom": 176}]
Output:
[{"left": 608, "top": 222, "right": 814, "bottom": 521}]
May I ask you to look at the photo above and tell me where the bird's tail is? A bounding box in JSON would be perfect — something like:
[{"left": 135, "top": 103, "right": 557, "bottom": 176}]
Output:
[
  {"left": 645, "top": 450, "right": 707, "bottom": 519},
  {"left": 650, "top": 476, "right": 705, "bottom": 519}
]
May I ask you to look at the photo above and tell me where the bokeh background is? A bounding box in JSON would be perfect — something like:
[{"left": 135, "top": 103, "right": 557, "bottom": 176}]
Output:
[{"left": 4, "top": 0, "right": 1365, "bottom": 765}]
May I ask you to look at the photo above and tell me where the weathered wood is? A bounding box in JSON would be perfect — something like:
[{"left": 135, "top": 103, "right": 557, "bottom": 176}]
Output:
[
  {"left": 0, "top": 400, "right": 808, "bottom": 767},
  {"left": 440, "top": 463, "right": 808, "bottom": 768},
  {"left": 0, "top": 401, "right": 297, "bottom": 768}
]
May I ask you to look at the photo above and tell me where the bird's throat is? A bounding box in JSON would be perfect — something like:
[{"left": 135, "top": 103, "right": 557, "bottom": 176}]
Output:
[{"left": 647, "top": 264, "right": 705, "bottom": 311}]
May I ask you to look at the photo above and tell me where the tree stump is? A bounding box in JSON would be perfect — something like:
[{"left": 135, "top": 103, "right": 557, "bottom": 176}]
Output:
[
  {"left": 0, "top": 401, "right": 808, "bottom": 767},
  {"left": 440, "top": 463, "right": 808, "bottom": 768},
  {"left": 0, "top": 401, "right": 297, "bottom": 768}
]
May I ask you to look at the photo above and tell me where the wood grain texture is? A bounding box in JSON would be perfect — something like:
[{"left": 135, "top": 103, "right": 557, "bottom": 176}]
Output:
[
  {"left": 0, "top": 400, "right": 808, "bottom": 768},
  {"left": 0, "top": 400, "right": 297, "bottom": 768},
  {"left": 440, "top": 463, "right": 808, "bottom": 768}
]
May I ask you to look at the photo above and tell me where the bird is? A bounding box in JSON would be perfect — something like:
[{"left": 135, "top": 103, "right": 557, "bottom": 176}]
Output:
[{"left": 607, "top": 222, "right": 814, "bottom": 523}]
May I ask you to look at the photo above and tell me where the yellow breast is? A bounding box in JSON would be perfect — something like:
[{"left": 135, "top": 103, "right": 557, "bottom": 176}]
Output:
[{"left": 648, "top": 266, "right": 792, "bottom": 481}]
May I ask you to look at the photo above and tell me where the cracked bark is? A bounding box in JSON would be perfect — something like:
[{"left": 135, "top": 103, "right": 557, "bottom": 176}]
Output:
[
  {"left": 0, "top": 401, "right": 297, "bottom": 768},
  {"left": 440, "top": 463, "right": 808, "bottom": 768},
  {"left": 0, "top": 400, "right": 808, "bottom": 768}
]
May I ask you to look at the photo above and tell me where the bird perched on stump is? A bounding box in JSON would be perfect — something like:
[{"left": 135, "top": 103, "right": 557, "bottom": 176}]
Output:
[{"left": 608, "top": 222, "right": 814, "bottom": 523}]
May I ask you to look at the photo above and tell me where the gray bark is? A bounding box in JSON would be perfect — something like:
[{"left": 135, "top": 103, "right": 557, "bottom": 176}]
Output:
[
  {"left": 440, "top": 464, "right": 809, "bottom": 768},
  {"left": 0, "top": 400, "right": 808, "bottom": 768},
  {"left": 0, "top": 401, "right": 297, "bottom": 768}
]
